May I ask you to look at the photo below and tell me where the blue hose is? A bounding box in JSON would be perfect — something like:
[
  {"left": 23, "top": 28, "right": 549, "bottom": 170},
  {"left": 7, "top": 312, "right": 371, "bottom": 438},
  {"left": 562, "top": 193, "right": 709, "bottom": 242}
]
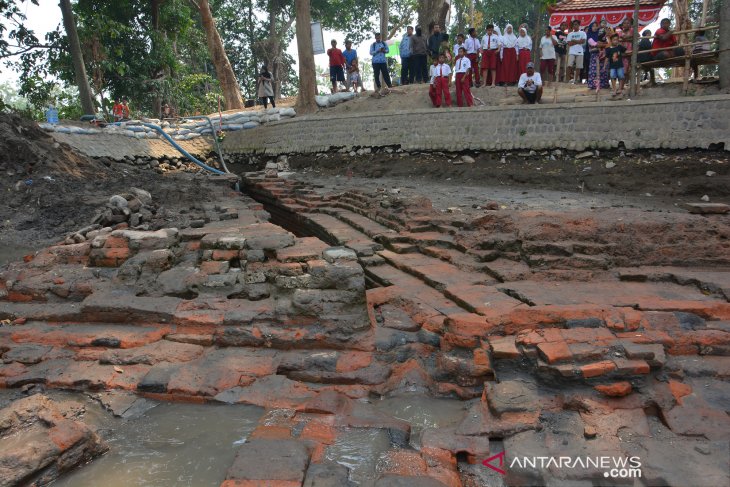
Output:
[{"left": 141, "top": 122, "right": 226, "bottom": 175}]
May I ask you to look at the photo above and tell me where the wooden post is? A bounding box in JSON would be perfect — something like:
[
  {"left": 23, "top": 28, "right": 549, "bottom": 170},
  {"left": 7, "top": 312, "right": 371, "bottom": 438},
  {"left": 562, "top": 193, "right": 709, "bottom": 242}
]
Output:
[
  {"left": 701, "top": 0, "right": 709, "bottom": 26},
  {"left": 629, "top": 0, "right": 640, "bottom": 97}
]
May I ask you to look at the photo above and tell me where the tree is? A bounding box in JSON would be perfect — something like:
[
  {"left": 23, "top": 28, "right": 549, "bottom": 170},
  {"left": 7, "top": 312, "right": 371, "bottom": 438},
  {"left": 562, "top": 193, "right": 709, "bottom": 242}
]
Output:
[
  {"left": 294, "top": 0, "right": 317, "bottom": 114},
  {"left": 59, "top": 0, "right": 95, "bottom": 114},
  {"left": 721, "top": 0, "right": 730, "bottom": 89},
  {"left": 191, "top": 0, "right": 243, "bottom": 109},
  {"left": 418, "top": 0, "right": 449, "bottom": 34}
]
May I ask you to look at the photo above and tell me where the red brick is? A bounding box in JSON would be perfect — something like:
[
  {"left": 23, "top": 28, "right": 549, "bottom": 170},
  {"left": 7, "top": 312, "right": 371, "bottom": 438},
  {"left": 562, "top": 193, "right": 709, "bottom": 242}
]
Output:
[
  {"left": 594, "top": 381, "right": 632, "bottom": 397},
  {"left": 489, "top": 336, "right": 521, "bottom": 359},
  {"left": 580, "top": 360, "right": 616, "bottom": 378},
  {"left": 200, "top": 260, "right": 230, "bottom": 274},
  {"left": 537, "top": 340, "right": 572, "bottom": 364},
  {"left": 103, "top": 236, "right": 128, "bottom": 249},
  {"left": 335, "top": 351, "right": 372, "bottom": 372},
  {"left": 612, "top": 358, "right": 650, "bottom": 375},
  {"left": 212, "top": 250, "right": 239, "bottom": 261},
  {"left": 668, "top": 380, "right": 692, "bottom": 405}
]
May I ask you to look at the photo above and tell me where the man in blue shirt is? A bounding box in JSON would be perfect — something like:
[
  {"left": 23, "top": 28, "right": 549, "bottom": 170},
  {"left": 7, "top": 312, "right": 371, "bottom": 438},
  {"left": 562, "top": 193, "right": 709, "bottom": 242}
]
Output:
[
  {"left": 343, "top": 40, "right": 358, "bottom": 91},
  {"left": 370, "top": 32, "right": 392, "bottom": 90},
  {"left": 399, "top": 26, "right": 413, "bottom": 85}
]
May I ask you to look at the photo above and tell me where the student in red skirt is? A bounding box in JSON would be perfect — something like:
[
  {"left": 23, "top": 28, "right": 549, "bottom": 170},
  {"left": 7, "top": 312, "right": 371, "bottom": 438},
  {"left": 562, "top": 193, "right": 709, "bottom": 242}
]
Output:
[
  {"left": 429, "top": 54, "right": 452, "bottom": 107},
  {"left": 499, "top": 24, "right": 519, "bottom": 85},
  {"left": 516, "top": 27, "right": 532, "bottom": 76},
  {"left": 454, "top": 47, "right": 473, "bottom": 107},
  {"left": 481, "top": 24, "right": 500, "bottom": 87}
]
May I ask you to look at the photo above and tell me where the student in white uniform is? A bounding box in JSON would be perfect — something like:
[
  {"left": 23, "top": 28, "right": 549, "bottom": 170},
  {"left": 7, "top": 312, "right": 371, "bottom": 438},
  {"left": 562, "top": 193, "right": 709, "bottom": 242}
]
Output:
[
  {"left": 429, "top": 53, "right": 452, "bottom": 107},
  {"left": 480, "top": 24, "right": 500, "bottom": 87},
  {"left": 465, "top": 27, "right": 481, "bottom": 86},
  {"left": 452, "top": 33, "right": 466, "bottom": 60},
  {"left": 454, "top": 47, "right": 473, "bottom": 107},
  {"left": 518, "top": 62, "right": 543, "bottom": 104}
]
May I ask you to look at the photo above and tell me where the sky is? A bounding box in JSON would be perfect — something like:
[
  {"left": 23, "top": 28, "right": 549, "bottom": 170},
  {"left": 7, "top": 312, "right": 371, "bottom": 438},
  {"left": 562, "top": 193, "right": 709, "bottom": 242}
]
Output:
[{"left": 1, "top": 1, "right": 668, "bottom": 89}]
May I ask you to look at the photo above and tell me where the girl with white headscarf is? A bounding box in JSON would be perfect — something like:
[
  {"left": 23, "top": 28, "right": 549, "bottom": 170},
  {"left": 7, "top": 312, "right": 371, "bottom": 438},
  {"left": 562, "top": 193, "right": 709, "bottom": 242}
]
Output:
[
  {"left": 499, "top": 24, "right": 519, "bottom": 84},
  {"left": 516, "top": 27, "right": 533, "bottom": 75}
]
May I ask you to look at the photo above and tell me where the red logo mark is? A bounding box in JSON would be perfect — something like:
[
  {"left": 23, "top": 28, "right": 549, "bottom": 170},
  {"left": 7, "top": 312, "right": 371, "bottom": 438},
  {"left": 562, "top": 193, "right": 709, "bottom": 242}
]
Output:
[{"left": 482, "top": 451, "right": 506, "bottom": 475}]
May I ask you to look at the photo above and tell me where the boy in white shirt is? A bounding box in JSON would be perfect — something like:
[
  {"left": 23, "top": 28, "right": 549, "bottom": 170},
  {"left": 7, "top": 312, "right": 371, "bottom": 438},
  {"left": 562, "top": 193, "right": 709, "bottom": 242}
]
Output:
[
  {"left": 539, "top": 26, "right": 558, "bottom": 84},
  {"left": 480, "top": 24, "right": 500, "bottom": 87},
  {"left": 566, "top": 19, "right": 587, "bottom": 83},
  {"left": 454, "top": 47, "right": 473, "bottom": 107},
  {"left": 429, "top": 54, "right": 452, "bottom": 107},
  {"left": 452, "top": 33, "right": 466, "bottom": 60},
  {"left": 465, "top": 28, "right": 481, "bottom": 86},
  {"left": 518, "top": 62, "right": 543, "bottom": 104}
]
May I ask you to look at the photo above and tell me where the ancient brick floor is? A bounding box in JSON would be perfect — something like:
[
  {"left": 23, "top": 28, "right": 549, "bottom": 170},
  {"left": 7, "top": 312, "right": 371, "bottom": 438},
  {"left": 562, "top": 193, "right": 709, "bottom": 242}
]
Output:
[{"left": 1, "top": 173, "right": 729, "bottom": 486}]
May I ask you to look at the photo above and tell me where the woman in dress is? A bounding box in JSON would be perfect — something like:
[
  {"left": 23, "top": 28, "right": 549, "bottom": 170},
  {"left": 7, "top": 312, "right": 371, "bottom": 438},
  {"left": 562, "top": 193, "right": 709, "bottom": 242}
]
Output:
[
  {"left": 499, "top": 24, "right": 519, "bottom": 84},
  {"left": 516, "top": 27, "right": 533, "bottom": 75},
  {"left": 586, "top": 22, "right": 610, "bottom": 91},
  {"left": 619, "top": 17, "right": 634, "bottom": 73}
]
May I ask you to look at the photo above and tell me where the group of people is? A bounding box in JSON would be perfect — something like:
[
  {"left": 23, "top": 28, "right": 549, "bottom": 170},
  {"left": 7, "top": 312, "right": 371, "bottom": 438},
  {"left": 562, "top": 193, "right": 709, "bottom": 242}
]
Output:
[
  {"left": 112, "top": 98, "right": 131, "bottom": 121},
  {"left": 322, "top": 16, "right": 710, "bottom": 108}
]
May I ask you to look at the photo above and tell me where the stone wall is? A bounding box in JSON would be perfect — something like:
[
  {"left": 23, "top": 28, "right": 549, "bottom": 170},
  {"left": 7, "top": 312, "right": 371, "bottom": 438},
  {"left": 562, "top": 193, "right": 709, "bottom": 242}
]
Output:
[
  {"left": 222, "top": 95, "right": 730, "bottom": 155},
  {"left": 51, "top": 132, "right": 213, "bottom": 159}
]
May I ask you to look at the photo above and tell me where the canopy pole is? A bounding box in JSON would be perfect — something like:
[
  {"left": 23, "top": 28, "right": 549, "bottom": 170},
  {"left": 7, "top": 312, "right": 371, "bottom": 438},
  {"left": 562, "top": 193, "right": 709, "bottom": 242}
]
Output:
[{"left": 630, "top": 0, "right": 641, "bottom": 97}]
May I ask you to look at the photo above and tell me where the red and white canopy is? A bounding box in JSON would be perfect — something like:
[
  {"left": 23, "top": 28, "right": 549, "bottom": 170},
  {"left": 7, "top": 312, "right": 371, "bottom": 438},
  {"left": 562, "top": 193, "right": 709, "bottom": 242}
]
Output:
[{"left": 548, "top": 0, "right": 667, "bottom": 28}]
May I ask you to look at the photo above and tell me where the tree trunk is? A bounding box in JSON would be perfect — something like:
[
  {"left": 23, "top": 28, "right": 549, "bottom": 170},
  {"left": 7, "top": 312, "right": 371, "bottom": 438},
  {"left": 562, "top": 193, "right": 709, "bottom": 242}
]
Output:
[
  {"left": 418, "top": 0, "right": 449, "bottom": 35},
  {"left": 294, "top": 0, "right": 317, "bottom": 114},
  {"left": 721, "top": 0, "right": 730, "bottom": 89},
  {"left": 268, "top": 2, "right": 282, "bottom": 99},
  {"left": 59, "top": 0, "right": 95, "bottom": 115},
  {"left": 532, "top": 2, "right": 542, "bottom": 64},
  {"left": 196, "top": 0, "right": 243, "bottom": 110}
]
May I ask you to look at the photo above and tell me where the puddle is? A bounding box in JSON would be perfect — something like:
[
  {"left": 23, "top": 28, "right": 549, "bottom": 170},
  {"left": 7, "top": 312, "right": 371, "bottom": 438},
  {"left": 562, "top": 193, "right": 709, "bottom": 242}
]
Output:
[
  {"left": 373, "top": 395, "right": 472, "bottom": 448},
  {"left": 52, "top": 401, "right": 263, "bottom": 487},
  {"left": 323, "top": 395, "right": 470, "bottom": 485},
  {"left": 325, "top": 427, "right": 392, "bottom": 485}
]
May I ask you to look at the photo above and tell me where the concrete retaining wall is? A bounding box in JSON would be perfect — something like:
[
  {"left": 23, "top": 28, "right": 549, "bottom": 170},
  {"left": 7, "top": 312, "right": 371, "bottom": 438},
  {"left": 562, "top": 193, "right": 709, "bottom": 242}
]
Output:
[{"left": 222, "top": 95, "right": 730, "bottom": 155}]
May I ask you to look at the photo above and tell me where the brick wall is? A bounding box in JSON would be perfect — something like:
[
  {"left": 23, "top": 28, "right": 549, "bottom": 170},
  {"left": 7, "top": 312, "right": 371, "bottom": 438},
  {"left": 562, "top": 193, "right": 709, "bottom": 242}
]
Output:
[{"left": 222, "top": 95, "right": 730, "bottom": 155}]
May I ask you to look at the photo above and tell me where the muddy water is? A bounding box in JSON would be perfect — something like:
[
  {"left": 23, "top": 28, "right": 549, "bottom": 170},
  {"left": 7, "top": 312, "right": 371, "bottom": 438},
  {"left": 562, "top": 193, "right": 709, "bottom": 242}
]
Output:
[
  {"left": 53, "top": 401, "right": 263, "bottom": 487},
  {"left": 49, "top": 394, "right": 469, "bottom": 486},
  {"left": 323, "top": 396, "right": 471, "bottom": 484}
]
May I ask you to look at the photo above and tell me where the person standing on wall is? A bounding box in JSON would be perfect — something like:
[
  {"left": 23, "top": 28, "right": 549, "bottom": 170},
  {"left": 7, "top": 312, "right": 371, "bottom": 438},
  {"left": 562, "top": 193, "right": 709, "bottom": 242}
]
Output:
[
  {"left": 410, "top": 26, "right": 429, "bottom": 83},
  {"left": 554, "top": 21, "right": 569, "bottom": 82},
  {"left": 370, "top": 32, "right": 393, "bottom": 90},
  {"left": 257, "top": 65, "right": 276, "bottom": 108},
  {"left": 454, "top": 47, "right": 474, "bottom": 107},
  {"left": 566, "top": 20, "right": 587, "bottom": 84},
  {"left": 400, "top": 26, "right": 413, "bottom": 85},
  {"left": 428, "top": 23, "right": 446, "bottom": 61},
  {"left": 326, "top": 40, "right": 347, "bottom": 93},
  {"left": 481, "top": 24, "right": 500, "bottom": 87},
  {"left": 465, "top": 28, "right": 481, "bottom": 87},
  {"left": 539, "top": 26, "right": 558, "bottom": 85},
  {"left": 343, "top": 40, "right": 358, "bottom": 91}
]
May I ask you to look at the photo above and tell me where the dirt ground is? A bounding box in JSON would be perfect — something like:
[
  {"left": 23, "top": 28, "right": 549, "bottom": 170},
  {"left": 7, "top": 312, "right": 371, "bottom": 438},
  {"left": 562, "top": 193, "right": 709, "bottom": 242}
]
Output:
[
  {"left": 284, "top": 148, "right": 729, "bottom": 212},
  {"left": 0, "top": 113, "right": 228, "bottom": 264},
  {"left": 319, "top": 78, "right": 726, "bottom": 114}
]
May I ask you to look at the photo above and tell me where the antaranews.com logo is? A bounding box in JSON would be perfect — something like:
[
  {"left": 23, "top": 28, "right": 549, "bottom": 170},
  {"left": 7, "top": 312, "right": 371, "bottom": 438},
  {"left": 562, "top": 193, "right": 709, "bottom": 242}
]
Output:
[{"left": 483, "top": 451, "right": 642, "bottom": 480}]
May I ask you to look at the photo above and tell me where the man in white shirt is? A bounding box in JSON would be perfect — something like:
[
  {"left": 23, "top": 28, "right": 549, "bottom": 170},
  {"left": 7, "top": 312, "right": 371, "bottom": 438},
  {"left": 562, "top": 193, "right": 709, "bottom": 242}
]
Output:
[
  {"left": 454, "top": 47, "right": 473, "bottom": 107},
  {"left": 518, "top": 62, "right": 543, "bottom": 104},
  {"left": 480, "top": 24, "right": 500, "bottom": 87},
  {"left": 465, "top": 28, "right": 481, "bottom": 86},
  {"left": 566, "top": 19, "right": 587, "bottom": 83}
]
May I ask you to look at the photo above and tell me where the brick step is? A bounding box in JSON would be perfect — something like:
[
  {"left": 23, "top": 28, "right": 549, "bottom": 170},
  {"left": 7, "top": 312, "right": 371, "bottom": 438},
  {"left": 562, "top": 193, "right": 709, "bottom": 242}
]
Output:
[
  {"left": 378, "top": 250, "right": 489, "bottom": 293},
  {"left": 383, "top": 231, "right": 461, "bottom": 251},
  {"left": 524, "top": 253, "right": 611, "bottom": 270},
  {"left": 323, "top": 208, "right": 396, "bottom": 240},
  {"left": 303, "top": 213, "right": 383, "bottom": 257},
  {"left": 421, "top": 245, "right": 490, "bottom": 274},
  {"left": 522, "top": 240, "right": 616, "bottom": 257}
]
